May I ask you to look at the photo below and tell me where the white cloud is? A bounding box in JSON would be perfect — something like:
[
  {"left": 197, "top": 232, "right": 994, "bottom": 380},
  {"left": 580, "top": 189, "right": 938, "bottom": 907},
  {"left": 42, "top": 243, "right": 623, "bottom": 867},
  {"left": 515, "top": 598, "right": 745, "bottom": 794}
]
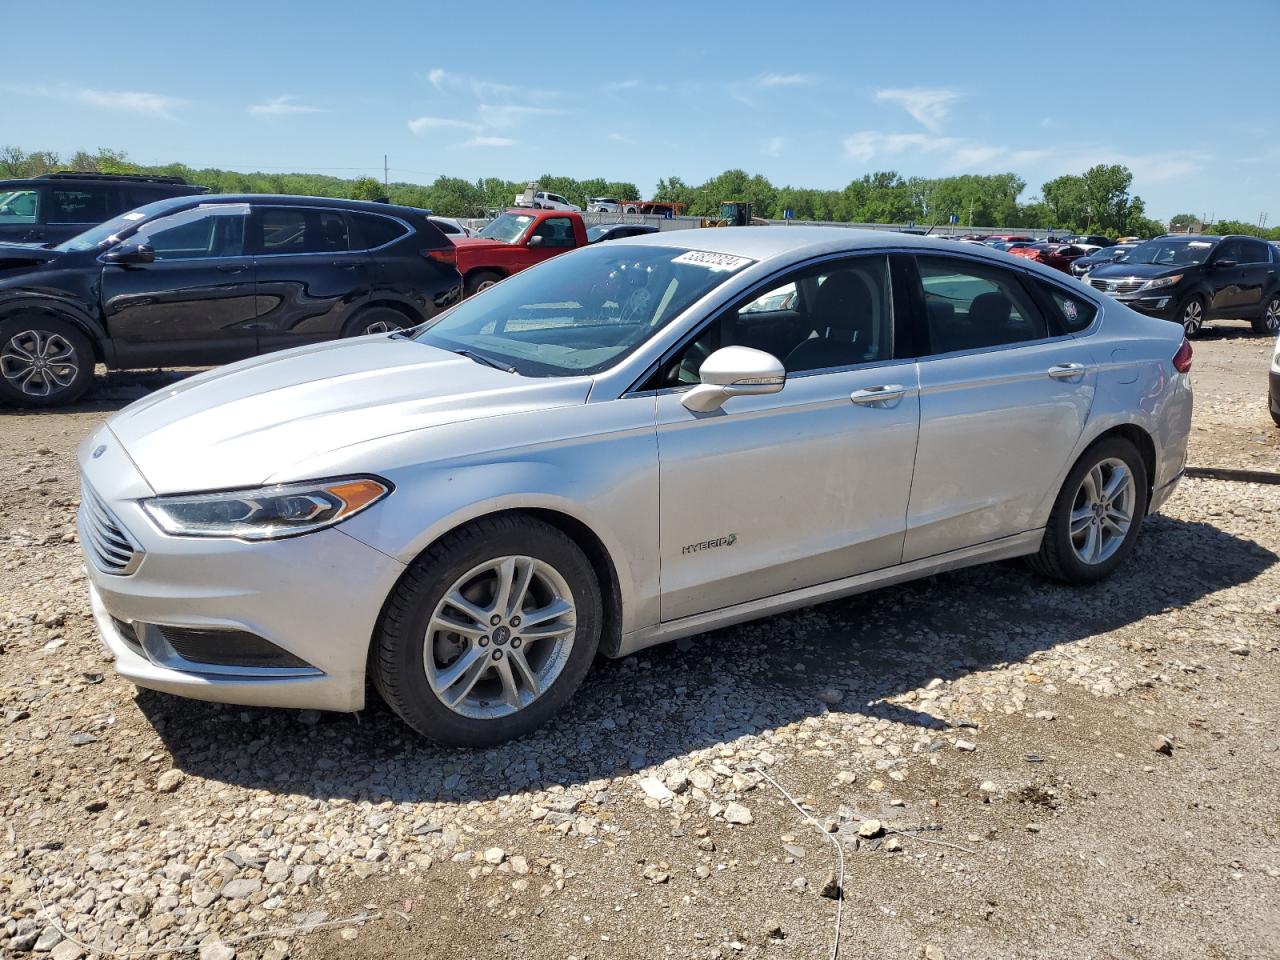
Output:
[
  {"left": 2, "top": 83, "right": 185, "bottom": 118},
  {"left": 756, "top": 73, "right": 815, "bottom": 87},
  {"left": 460, "top": 136, "right": 518, "bottom": 148},
  {"left": 427, "top": 67, "right": 450, "bottom": 91},
  {"left": 408, "top": 115, "right": 481, "bottom": 135},
  {"left": 248, "top": 95, "right": 323, "bottom": 117},
  {"left": 874, "top": 87, "right": 961, "bottom": 132},
  {"left": 476, "top": 103, "right": 562, "bottom": 128},
  {"left": 763, "top": 136, "right": 785, "bottom": 157},
  {"left": 607, "top": 132, "right": 633, "bottom": 143}
]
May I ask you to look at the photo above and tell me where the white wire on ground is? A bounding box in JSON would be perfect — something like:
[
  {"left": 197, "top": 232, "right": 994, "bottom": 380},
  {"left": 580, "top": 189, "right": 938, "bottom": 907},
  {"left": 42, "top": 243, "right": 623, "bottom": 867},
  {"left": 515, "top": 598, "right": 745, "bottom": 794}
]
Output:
[{"left": 750, "top": 763, "right": 844, "bottom": 960}]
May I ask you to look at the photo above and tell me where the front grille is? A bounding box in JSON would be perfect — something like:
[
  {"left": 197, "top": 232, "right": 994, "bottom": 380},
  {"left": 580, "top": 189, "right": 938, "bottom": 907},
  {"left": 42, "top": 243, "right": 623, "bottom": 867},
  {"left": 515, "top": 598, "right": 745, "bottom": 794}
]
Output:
[
  {"left": 155, "top": 625, "right": 310, "bottom": 669},
  {"left": 79, "top": 483, "right": 143, "bottom": 575},
  {"left": 1089, "top": 277, "right": 1145, "bottom": 295}
]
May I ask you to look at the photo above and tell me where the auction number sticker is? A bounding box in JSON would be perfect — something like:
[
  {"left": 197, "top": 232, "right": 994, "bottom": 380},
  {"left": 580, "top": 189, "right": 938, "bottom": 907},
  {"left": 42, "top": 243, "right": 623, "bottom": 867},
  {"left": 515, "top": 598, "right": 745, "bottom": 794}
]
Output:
[{"left": 672, "top": 250, "right": 754, "bottom": 272}]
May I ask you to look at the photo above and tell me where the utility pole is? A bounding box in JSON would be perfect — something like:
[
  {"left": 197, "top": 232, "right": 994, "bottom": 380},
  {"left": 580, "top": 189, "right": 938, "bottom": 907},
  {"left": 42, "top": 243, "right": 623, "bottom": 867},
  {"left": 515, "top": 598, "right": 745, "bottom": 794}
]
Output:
[{"left": 383, "top": 154, "right": 389, "bottom": 190}]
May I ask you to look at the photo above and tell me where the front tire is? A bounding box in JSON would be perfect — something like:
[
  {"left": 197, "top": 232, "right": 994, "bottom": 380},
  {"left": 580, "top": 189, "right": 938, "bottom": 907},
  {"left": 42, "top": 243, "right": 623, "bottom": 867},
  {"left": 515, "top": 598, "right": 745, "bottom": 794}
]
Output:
[
  {"left": 1027, "top": 437, "right": 1148, "bottom": 584},
  {"left": 1251, "top": 294, "right": 1280, "bottom": 336},
  {"left": 372, "top": 514, "right": 602, "bottom": 746},
  {"left": 464, "top": 270, "right": 503, "bottom": 297},
  {"left": 0, "top": 317, "right": 94, "bottom": 407},
  {"left": 1176, "top": 294, "right": 1206, "bottom": 337},
  {"left": 341, "top": 307, "right": 409, "bottom": 339}
]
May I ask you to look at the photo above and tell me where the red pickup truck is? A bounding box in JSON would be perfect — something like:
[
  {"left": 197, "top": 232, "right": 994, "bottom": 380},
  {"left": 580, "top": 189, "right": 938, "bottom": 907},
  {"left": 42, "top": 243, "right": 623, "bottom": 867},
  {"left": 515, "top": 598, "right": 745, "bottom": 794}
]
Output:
[{"left": 452, "top": 208, "right": 589, "bottom": 295}]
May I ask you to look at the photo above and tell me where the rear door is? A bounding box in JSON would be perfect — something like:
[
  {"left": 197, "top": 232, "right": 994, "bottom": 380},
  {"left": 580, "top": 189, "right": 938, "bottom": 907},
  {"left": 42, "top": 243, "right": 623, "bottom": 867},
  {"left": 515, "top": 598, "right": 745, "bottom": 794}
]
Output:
[
  {"left": 250, "top": 205, "right": 373, "bottom": 352},
  {"left": 1238, "top": 239, "right": 1275, "bottom": 313},
  {"left": 902, "top": 254, "right": 1097, "bottom": 562},
  {"left": 101, "top": 203, "right": 257, "bottom": 366}
]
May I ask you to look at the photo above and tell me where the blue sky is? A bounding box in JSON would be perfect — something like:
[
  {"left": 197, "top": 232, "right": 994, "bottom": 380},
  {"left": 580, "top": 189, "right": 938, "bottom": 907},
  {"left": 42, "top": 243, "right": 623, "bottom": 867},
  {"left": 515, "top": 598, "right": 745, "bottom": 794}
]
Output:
[{"left": 3, "top": 0, "right": 1277, "bottom": 222}]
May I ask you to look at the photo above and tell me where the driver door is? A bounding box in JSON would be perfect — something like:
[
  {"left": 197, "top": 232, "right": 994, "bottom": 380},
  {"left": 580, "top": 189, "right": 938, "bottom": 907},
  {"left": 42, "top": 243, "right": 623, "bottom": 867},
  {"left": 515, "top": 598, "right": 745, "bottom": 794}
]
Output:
[{"left": 650, "top": 255, "right": 921, "bottom": 622}]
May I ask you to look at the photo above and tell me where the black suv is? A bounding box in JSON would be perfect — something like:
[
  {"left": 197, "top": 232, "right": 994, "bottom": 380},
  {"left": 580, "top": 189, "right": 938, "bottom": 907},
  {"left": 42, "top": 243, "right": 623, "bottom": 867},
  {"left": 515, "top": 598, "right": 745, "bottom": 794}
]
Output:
[
  {"left": 0, "top": 194, "right": 462, "bottom": 406},
  {"left": 1085, "top": 234, "right": 1280, "bottom": 337},
  {"left": 0, "top": 172, "right": 208, "bottom": 245}
]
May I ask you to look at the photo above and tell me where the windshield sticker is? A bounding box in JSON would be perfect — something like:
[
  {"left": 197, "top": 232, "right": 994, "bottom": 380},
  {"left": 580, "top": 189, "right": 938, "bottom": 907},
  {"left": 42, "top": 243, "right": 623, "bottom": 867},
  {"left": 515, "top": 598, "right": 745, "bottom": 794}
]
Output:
[
  {"left": 121, "top": 212, "right": 146, "bottom": 220},
  {"left": 1188, "top": 241, "right": 1213, "bottom": 248},
  {"left": 671, "top": 250, "right": 754, "bottom": 272}
]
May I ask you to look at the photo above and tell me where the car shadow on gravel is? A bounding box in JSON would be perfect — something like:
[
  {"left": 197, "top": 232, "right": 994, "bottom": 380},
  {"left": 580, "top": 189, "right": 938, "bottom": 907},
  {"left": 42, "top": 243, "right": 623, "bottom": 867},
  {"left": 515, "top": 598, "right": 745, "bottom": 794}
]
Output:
[{"left": 139, "top": 512, "right": 1275, "bottom": 804}]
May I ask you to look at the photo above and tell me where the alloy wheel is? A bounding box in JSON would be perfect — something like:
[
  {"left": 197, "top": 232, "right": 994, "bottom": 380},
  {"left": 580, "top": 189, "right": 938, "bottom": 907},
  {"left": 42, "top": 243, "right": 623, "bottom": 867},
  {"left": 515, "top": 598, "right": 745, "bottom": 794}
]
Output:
[
  {"left": 0, "top": 329, "right": 80, "bottom": 398},
  {"left": 1265, "top": 298, "right": 1280, "bottom": 334},
  {"left": 424, "top": 556, "right": 577, "bottom": 720},
  {"left": 1181, "top": 299, "right": 1203, "bottom": 336},
  {"left": 363, "top": 319, "right": 397, "bottom": 335},
  {"left": 1069, "top": 457, "right": 1136, "bottom": 566}
]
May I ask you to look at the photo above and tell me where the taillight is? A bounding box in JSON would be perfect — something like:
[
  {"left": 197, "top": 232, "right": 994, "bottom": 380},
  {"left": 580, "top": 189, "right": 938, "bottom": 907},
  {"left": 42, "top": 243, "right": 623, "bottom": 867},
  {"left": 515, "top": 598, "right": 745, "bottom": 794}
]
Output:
[
  {"left": 425, "top": 247, "right": 456, "bottom": 267},
  {"left": 1172, "top": 338, "right": 1193, "bottom": 373}
]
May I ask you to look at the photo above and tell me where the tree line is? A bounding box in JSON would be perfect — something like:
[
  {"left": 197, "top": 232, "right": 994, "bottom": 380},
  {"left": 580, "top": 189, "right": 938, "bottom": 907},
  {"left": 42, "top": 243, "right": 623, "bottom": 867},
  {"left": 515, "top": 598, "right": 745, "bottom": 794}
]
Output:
[{"left": 4, "top": 145, "right": 1274, "bottom": 239}]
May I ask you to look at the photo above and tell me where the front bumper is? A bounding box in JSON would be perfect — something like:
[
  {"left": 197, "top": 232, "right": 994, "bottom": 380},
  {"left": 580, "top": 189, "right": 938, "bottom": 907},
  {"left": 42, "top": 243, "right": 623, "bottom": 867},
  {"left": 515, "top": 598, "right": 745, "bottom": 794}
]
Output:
[
  {"left": 78, "top": 432, "right": 406, "bottom": 713},
  {"left": 1270, "top": 369, "right": 1280, "bottom": 421},
  {"left": 1112, "top": 291, "right": 1180, "bottom": 320}
]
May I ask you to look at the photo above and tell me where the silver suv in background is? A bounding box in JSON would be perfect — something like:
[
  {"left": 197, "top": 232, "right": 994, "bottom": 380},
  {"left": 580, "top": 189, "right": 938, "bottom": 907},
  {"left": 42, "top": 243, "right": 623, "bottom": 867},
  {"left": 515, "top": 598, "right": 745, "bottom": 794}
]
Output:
[{"left": 78, "top": 229, "right": 1193, "bottom": 746}]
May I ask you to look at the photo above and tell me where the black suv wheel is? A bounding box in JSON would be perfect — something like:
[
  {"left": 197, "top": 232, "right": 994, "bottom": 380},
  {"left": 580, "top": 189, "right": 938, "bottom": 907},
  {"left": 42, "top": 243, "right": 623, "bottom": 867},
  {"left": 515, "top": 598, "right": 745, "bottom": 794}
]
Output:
[{"left": 0, "top": 317, "right": 94, "bottom": 406}]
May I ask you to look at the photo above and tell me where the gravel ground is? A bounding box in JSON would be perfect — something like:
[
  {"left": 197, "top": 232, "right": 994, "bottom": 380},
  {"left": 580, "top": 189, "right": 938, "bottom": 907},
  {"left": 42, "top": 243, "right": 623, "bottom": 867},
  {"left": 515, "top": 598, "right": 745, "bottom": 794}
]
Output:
[{"left": 2, "top": 329, "right": 1279, "bottom": 960}]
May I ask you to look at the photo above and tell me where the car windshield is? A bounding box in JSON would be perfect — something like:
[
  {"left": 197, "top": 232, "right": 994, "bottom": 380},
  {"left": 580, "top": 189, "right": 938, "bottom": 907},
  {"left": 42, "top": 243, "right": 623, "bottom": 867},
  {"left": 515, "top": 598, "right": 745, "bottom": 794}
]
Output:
[
  {"left": 414, "top": 244, "right": 754, "bottom": 376},
  {"left": 586, "top": 225, "right": 610, "bottom": 242},
  {"left": 1124, "top": 239, "right": 1215, "bottom": 266},
  {"left": 479, "top": 212, "right": 535, "bottom": 244}
]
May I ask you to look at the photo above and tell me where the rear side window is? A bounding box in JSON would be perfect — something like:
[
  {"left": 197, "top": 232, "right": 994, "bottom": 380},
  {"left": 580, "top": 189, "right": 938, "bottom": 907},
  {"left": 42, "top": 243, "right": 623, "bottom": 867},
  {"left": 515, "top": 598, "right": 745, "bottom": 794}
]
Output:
[
  {"left": 48, "top": 187, "right": 115, "bottom": 224},
  {"left": 256, "top": 208, "right": 350, "bottom": 254},
  {"left": 0, "top": 188, "right": 39, "bottom": 223},
  {"left": 349, "top": 212, "right": 409, "bottom": 249},
  {"left": 916, "top": 256, "right": 1049, "bottom": 354},
  {"left": 1034, "top": 279, "right": 1098, "bottom": 333}
]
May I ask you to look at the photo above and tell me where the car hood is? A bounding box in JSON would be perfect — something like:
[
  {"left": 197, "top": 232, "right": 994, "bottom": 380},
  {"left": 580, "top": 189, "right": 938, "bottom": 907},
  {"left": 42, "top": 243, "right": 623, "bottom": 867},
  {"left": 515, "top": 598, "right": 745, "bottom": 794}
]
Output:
[
  {"left": 105, "top": 337, "right": 592, "bottom": 494},
  {"left": 451, "top": 236, "right": 512, "bottom": 249},
  {"left": 1088, "top": 262, "right": 1185, "bottom": 280},
  {"left": 0, "top": 242, "right": 63, "bottom": 273}
]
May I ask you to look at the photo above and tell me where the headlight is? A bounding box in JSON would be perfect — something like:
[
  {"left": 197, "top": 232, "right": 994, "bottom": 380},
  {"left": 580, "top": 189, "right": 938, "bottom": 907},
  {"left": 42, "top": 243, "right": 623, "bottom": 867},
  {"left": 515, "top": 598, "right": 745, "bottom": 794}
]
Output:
[
  {"left": 1140, "top": 274, "right": 1182, "bottom": 291},
  {"left": 143, "top": 477, "right": 390, "bottom": 540}
]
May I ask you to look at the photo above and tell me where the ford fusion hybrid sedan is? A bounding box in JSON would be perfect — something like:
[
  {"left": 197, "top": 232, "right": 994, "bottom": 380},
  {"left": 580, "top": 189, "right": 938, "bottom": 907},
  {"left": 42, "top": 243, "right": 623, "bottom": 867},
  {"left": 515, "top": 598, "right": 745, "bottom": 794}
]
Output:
[{"left": 78, "top": 229, "right": 1193, "bottom": 746}]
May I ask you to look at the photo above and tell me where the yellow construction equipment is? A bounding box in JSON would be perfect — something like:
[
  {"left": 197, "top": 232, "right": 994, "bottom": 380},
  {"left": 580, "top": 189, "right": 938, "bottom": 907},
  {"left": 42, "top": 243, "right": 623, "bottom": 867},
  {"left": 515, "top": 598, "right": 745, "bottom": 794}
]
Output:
[{"left": 699, "top": 201, "right": 769, "bottom": 228}]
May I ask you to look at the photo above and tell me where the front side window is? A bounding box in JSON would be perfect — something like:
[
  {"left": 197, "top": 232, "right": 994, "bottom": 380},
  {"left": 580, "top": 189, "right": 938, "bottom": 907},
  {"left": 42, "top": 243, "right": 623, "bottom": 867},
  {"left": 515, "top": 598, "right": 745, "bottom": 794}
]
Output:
[
  {"left": 131, "top": 205, "right": 247, "bottom": 261},
  {"left": 916, "top": 256, "right": 1048, "bottom": 353},
  {"left": 1242, "top": 239, "right": 1272, "bottom": 264},
  {"left": 48, "top": 187, "right": 115, "bottom": 224},
  {"left": 479, "top": 212, "right": 534, "bottom": 244},
  {"left": 415, "top": 245, "right": 755, "bottom": 376},
  {"left": 0, "top": 188, "right": 38, "bottom": 223},
  {"left": 531, "top": 216, "right": 576, "bottom": 249}
]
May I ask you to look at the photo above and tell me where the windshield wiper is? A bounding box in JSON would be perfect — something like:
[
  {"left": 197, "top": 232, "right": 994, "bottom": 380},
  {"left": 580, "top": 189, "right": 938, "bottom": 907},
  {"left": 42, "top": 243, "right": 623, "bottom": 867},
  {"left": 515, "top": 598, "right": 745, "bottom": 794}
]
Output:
[{"left": 453, "top": 348, "right": 518, "bottom": 374}]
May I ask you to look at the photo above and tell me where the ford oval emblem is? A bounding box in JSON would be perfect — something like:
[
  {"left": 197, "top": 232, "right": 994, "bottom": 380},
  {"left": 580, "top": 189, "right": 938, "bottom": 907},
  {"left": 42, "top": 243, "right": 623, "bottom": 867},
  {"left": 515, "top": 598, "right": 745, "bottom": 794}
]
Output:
[{"left": 92, "top": 445, "right": 106, "bottom": 459}]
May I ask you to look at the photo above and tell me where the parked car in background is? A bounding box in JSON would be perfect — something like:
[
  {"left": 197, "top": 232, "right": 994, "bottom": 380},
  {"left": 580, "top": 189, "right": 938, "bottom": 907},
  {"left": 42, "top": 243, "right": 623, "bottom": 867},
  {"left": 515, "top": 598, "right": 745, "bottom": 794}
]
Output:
[
  {"left": 452, "top": 209, "right": 589, "bottom": 295},
  {"left": 588, "top": 198, "right": 622, "bottom": 213},
  {"left": 0, "top": 172, "right": 207, "bottom": 245},
  {"left": 1270, "top": 332, "right": 1280, "bottom": 427},
  {"left": 429, "top": 216, "right": 475, "bottom": 238},
  {"left": 1085, "top": 235, "right": 1280, "bottom": 336},
  {"left": 514, "top": 189, "right": 581, "bottom": 212},
  {"left": 0, "top": 195, "right": 462, "bottom": 406},
  {"left": 985, "top": 235, "right": 1034, "bottom": 247},
  {"left": 75, "top": 227, "right": 1193, "bottom": 745},
  {"left": 586, "top": 223, "right": 659, "bottom": 243},
  {"left": 1067, "top": 234, "right": 1115, "bottom": 248},
  {"left": 1009, "top": 242, "right": 1089, "bottom": 273},
  {"left": 1071, "top": 243, "right": 1138, "bottom": 277}
]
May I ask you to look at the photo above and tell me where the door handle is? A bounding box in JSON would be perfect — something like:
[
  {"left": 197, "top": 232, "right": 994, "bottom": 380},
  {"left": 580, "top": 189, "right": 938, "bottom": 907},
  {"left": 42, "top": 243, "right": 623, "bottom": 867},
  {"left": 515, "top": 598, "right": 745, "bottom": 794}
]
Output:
[
  {"left": 333, "top": 261, "right": 357, "bottom": 269},
  {"left": 850, "top": 384, "right": 907, "bottom": 405},
  {"left": 1048, "top": 362, "right": 1087, "bottom": 380},
  {"left": 217, "top": 263, "right": 250, "bottom": 273}
]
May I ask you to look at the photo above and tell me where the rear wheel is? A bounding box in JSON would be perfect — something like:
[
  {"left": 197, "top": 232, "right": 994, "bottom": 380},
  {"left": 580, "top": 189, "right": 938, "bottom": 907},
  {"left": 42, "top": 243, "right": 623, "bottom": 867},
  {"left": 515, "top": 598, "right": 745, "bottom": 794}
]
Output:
[
  {"left": 372, "top": 514, "right": 602, "bottom": 746},
  {"left": 1251, "top": 294, "right": 1280, "bottom": 336},
  {"left": 1027, "top": 437, "right": 1148, "bottom": 583},
  {"left": 1176, "top": 295, "right": 1206, "bottom": 337},
  {"left": 0, "top": 317, "right": 94, "bottom": 407},
  {"left": 341, "top": 307, "right": 409, "bottom": 339},
  {"left": 465, "top": 270, "right": 503, "bottom": 297}
]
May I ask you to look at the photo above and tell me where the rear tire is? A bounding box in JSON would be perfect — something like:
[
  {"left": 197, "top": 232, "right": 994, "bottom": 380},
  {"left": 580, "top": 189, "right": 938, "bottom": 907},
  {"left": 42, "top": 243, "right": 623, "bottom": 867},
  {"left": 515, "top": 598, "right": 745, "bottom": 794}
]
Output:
[
  {"left": 1251, "top": 294, "right": 1280, "bottom": 336},
  {"left": 1027, "top": 437, "right": 1148, "bottom": 584},
  {"left": 372, "top": 514, "right": 602, "bottom": 747},
  {"left": 0, "top": 316, "right": 94, "bottom": 407},
  {"left": 464, "top": 270, "right": 503, "bottom": 297},
  {"left": 341, "top": 307, "right": 409, "bottom": 339}
]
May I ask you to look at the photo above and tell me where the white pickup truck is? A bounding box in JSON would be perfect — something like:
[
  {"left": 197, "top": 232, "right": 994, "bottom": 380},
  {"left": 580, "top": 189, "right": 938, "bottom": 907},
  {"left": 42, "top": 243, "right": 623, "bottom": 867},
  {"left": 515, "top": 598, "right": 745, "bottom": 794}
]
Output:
[{"left": 513, "top": 184, "right": 581, "bottom": 212}]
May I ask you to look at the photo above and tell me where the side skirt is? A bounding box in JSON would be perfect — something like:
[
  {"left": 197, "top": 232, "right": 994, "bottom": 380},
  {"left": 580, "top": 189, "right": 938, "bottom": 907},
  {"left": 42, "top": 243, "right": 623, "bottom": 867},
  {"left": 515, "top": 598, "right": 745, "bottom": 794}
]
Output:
[{"left": 615, "top": 529, "right": 1044, "bottom": 657}]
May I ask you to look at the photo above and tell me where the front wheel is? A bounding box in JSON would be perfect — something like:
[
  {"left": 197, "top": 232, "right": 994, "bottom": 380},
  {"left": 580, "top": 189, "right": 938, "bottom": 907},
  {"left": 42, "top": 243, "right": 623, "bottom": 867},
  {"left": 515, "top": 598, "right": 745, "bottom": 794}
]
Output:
[
  {"left": 1176, "top": 295, "right": 1206, "bottom": 337},
  {"left": 341, "top": 307, "right": 409, "bottom": 339},
  {"left": 0, "top": 317, "right": 94, "bottom": 407},
  {"left": 464, "top": 270, "right": 503, "bottom": 297},
  {"left": 372, "top": 515, "right": 602, "bottom": 746},
  {"left": 1027, "top": 437, "right": 1148, "bottom": 584},
  {"left": 1251, "top": 294, "right": 1280, "bottom": 336}
]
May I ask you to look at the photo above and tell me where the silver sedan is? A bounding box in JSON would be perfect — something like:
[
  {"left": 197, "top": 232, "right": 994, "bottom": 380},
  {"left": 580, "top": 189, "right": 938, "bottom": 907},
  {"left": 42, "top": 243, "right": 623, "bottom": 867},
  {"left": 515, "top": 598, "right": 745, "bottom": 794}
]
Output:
[{"left": 77, "top": 228, "right": 1193, "bottom": 745}]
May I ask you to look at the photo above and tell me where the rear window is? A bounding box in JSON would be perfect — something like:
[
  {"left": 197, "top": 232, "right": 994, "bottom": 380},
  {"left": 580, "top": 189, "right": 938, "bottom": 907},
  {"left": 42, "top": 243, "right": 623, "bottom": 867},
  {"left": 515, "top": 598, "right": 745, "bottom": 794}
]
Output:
[{"left": 1035, "top": 279, "right": 1098, "bottom": 333}]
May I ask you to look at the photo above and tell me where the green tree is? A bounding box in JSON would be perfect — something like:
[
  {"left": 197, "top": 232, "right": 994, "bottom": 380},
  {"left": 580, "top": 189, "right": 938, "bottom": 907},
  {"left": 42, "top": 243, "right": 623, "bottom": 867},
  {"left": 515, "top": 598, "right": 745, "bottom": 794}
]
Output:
[
  {"left": 1168, "top": 212, "right": 1199, "bottom": 232},
  {"left": 348, "top": 177, "right": 386, "bottom": 201}
]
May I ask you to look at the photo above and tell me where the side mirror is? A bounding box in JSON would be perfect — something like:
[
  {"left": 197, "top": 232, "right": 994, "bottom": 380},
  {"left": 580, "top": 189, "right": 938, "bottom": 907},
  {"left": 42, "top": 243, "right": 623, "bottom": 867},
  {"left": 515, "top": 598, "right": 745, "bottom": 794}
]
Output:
[
  {"left": 682, "top": 346, "right": 785, "bottom": 412},
  {"left": 1212, "top": 258, "right": 1237, "bottom": 269},
  {"left": 104, "top": 242, "right": 156, "bottom": 265},
  {"left": 527, "top": 234, "right": 544, "bottom": 247}
]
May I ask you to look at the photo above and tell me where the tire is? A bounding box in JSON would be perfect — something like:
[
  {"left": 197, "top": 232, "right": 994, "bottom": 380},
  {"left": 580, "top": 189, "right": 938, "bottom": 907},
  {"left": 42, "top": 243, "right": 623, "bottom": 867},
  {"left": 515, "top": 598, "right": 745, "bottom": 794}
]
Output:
[
  {"left": 464, "top": 270, "right": 503, "bottom": 297},
  {"left": 1270, "top": 393, "right": 1280, "bottom": 429},
  {"left": 0, "top": 316, "right": 94, "bottom": 407},
  {"left": 1175, "top": 294, "right": 1206, "bottom": 337},
  {"left": 1027, "top": 437, "right": 1149, "bottom": 584},
  {"left": 372, "top": 514, "right": 602, "bottom": 746},
  {"left": 1251, "top": 293, "right": 1280, "bottom": 336},
  {"left": 341, "top": 307, "right": 409, "bottom": 339}
]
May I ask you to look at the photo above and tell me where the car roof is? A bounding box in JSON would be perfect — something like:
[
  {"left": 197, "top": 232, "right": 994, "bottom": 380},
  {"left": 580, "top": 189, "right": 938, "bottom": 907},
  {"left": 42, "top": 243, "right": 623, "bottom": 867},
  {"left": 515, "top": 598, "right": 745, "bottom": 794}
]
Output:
[{"left": 136, "top": 193, "right": 433, "bottom": 218}]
